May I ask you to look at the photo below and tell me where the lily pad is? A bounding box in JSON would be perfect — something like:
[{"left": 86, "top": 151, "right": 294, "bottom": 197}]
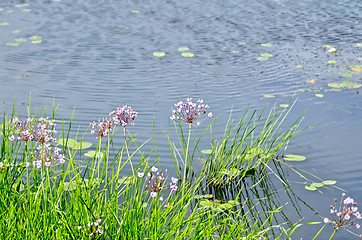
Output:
[
  {"left": 32, "top": 40, "right": 42, "bottom": 44},
  {"left": 356, "top": 43, "right": 362, "bottom": 47},
  {"left": 6, "top": 43, "right": 20, "bottom": 46},
  {"left": 199, "top": 199, "right": 214, "bottom": 208},
  {"left": 194, "top": 194, "right": 213, "bottom": 199},
  {"left": 305, "top": 185, "right": 317, "bottom": 191},
  {"left": 261, "top": 43, "right": 272, "bottom": 47},
  {"left": 257, "top": 57, "right": 269, "bottom": 61},
  {"left": 328, "top": 60, "right": 336, "bottom": 64},
  {"left": 315, "top": 94, "right": 324, "bottom": 98},
  {"left": 23, "top": 9, "right": 31, "bottom": 12},
  {"left": 181, "top": 52, "right": 194, "bottom": 57},
  {"left": 201, "top": 149, "right": 213, "bottom": 154},
  {"left": 12, "top": 30, "right": 21, "bottom": 34},
  {"left": 259, "top": 53, "right": 273, "bottom": 58},
  {"left": 310, "top": 182, "right": 324, "bottom": 188},
  {"left": 178, "top": 47, "right": 189, "bottom": 52},
  {"left": 131, "top": 10, "right": 140, "bottom": 13},
  {"left": 63, "top": 181, "right": 77, "bottom": 191},
  {"left": 58, "top": 138, "right": 92, "bottom": 150},
  {"left": 14, "top": 38, "right": 27, "bottom": 42},
  {"left": 279, "top": 104, "right": 289, "bottom": 108},
  {"left": 283, "top": 154, "right": 306, "bottom": 161},
  {"left": 153, "top": 52, "right": 165, "bottom": 57},
  {"left": 15, "top": 3, "right": 29, "bottom": 7},
  {"left": 84, "top": 151, "right": 103, "bottom": 158},
  {"left": 0, "top": 22, "right": 9, "bottom": 26},
  {"left": 328, "top": 83, "right": 342, "bottom": 88},
  {"left": 351, "top": 67, "right": 362, "bottom": 72},
  {"left": 263, "top": 94, "right": 275, "bottom": 98},
  {"left": 322, "top": 180, "right": 337, "bottom": 185},
  {"left": 29, "top": 35, "right": 42, "bottom": 40}
]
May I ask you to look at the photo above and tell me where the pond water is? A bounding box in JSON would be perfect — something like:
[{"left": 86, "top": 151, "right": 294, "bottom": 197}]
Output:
[{"left": 0, "top": 0, "right": 361, "bottom": 238}]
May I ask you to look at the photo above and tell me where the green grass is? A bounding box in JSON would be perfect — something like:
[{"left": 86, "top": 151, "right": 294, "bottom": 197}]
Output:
[{"left": 0, "top": 99, "right": 337, "bottom": 239}]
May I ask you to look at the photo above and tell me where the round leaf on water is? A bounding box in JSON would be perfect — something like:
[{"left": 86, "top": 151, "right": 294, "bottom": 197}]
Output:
[
  {"left": 279, "top": 104, "right": 289, "bottom": 108},
  {"left": 328, "top": 83, "right": 341, "bottom": 88},
  {"left": 283, "top": 154, "right": 306, "bottom": 161},
  {"left": 178, "top": 47, "right": 189, "bottom": 52},
  {"left": 220, "top": 203, "right": 233, "bottom": 209},
  {"left": 351, "top": 83, "right": 362, "bottom": 89},
  {"left": 84, "top": 151, "right": 103, "bottom": 158},
  {"left": 351, "top": 67, "right": 362, "bottom": 72},
  {"left": 14, "top": 38, "right": 27, "bottom": 42},
  {"left": 131, "top": 10, "right": 140, "bottom": 13},
  {"left": 328, "top": 60, "right": 336, "bottom": 64},
  {"left": 257, "top": 57, "right": 269, "bottom": 61},
  {"left": 74, "top": 141, "right": 92, "bottom": 150},
  {"left": 29, "top": 35, "right": 42, "bottom": 40},
  {"left": 181, "top": 52, "right": 194, "bottom": 57},
  {"left": 357, "top": 43, "right": 362, "bottom": 47},
  {"left": 194, "top": 194, "right": 213, "bottom": 199},
  {"left": 153, "top": 52, "right": 165, "bottom": 57},
  {"left": 322, "top": 180, "right": 337, "bottom": 185},
  {"left": 201, "top": 149, "right": 213, "bottom": 154},
  {"left": 15, "top": 3, "right": 29, "bottom": 7},
  {"left": 341, "top": 81, "right": 352, "bottom": 88},
  {"left": 310, "top": 182, "right": 324, "bottom": 188},
  {"left": 263, "top": 94, "right": 275, "bottom": 98},
  {"left": 323, "top": 44, "right": 332, "bottom": 48},
  {"left": 0, "top": 22, "right": 9, "bottom": 26},
  {"left": 315, "top": 94, "right": 324, "bottom": 98},
  {"left": 261, "top": 43, "right": 272, "bottom": 47},
  {"left": 12, "top": 30, "right": 21, "bottom": 34},
  {"left": 305, "top": 185, "right": 317, "bottom": 191},
  {"left": 199, "top": 199, "right": 213, "bottom": 208},
  {"left": 23, "top": 9, "right": 31, "bottom": 12},
  {"left": 6, "top": 43, "right": 20, "bottom": 46},
  {"left": 32, "top": 40, "right": 42, "bottom": 44},
  {"left": 63, "top": 181, "right": 77, "bottom": 191},
  {"left": 259, "top": 53, "right": 273, "bottom": 58}
]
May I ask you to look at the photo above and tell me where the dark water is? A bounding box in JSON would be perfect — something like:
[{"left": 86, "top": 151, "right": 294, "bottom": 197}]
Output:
[{"left": 1, "top": 0, "right": 362, "bottom": 238}]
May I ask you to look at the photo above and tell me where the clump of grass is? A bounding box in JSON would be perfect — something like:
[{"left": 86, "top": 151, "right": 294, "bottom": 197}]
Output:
[{"left": 0, "top": 98, "right": 350, "bottom": 239}]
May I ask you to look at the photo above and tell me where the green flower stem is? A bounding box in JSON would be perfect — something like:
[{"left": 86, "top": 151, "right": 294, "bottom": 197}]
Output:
[
  {"left": 124, "top": 126, "right": 134, "bottom": 177},
  {"left": 183, "top": 123, "right": 192, "bottom": 183},
  {"left": 329, "top": 227, "right": 338, "bottom": 240}
]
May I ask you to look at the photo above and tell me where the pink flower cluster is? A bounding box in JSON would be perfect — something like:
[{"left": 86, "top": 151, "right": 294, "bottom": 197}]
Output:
[
  {"left": 137, "top": 166, "right": 179, "bottom": 201},
  {"left": 9, "top": 117, "right": 57, "bottom": 143},
  {"left": 8, "top": 117, "right": 65, "bottom": 168},
  {"left": 109, "top": 105, "right": 138, "bottom": 127},
  {"left": 324, "top": 193, "right": 362, "bottom": 237},
  {"left": 77, "top": 218, "right": 103, "bottom": 238},
  {"left": 89, "top": 117, "right": 113, "bottom": 139},
  {"left": 170, "top": 98, "right": 212, "bottom": 125}
]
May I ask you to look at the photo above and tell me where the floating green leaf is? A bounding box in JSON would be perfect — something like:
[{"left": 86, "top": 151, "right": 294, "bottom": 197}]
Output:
[
  {"left": 201, "top": 149, "right": 213, "bottom": 154},
  {"left": 6, "top": 43, "right": 20, "bottom": 46},
  {"left": 58, "top": 138, "right": 92, "bottom": 149},
  {"left": 259, "top": 53, "right": 273, "bottom": 58},
  {"left": 14, "top": 38, "right": 27, "bottom": 42},
  {"left": 261, "top": 43, "right": 272, "bottom": 47},
  {"left": 323, "top": 44, "right": 332, "bottom": 48},
  {"left": 283, "top": 154, "right": 306, "bottom": 161},
  {"left": 263, "top": 94, "right": 275, "bottom": 98},
  {"left": 32, "top": 40, "right": 42, "bottom": 44},
  {"left": 279, "top": 104, "right": 289, "bottom": 108},
  {"left": 0, "top": 8, "right": 4, "bottom": 11},
  {"left": 310, "top": 182, "right": 324, "bottom": 188},
  {"left": 194, "top": 194, "right": 213, "bottom": 199},
  {"left": 305, "top": 185, "right": 317, "bottom": 191},
  {"left": 84, "top": 151, "right": 103, "bottom": 158},
  {"left": 29, "top": 35, "right": 42, "bottom": 40},
  {"left": 153, "top": 52, "right": 165, "bottom": 57},
  {"left": 15, "top": 3, "right": 29, "bottom": 8},
  {"left": 22, "top": 9, "right": 31, "bottom": 12},
  {"left": 12, "top": 30, "right": 21, "bottom": 34},
  {"left": 181, "top": 52, "right": 194, "bottom": 57},
  {"left": 328, "top": 83, "right": 342, "bottom": 88},
  {"left": 178, "top": 47, "right": 189, "bottom": 52},
  {"left": 239, "top": 41, "right": 246, "bottom": 45},
  {"left": 63, "top": 181, "right": 77, "bottom": 191},
  {"left": 118, "top": 176, "right": 135, "bottom": 185},
  {"left": 356, "top": 43, "right": 362, "bottom": 47},
  {"left": 131, "top": 10, "right": 140, "bottom": 13},
  {"left": 0, "top": 22, "right": 9, "bottom": 26},
  {"left": 257, "top": 57, "right": 269, "bottom": 61},
  {"left": 315, "top": 94, "right": 324, "bottom": 98},
  {"left": 322, "top": 180, "right": 337, "bottom": 185},
  {"left": 328, "top": 60, "right": 336, "bottom": 64},
  {"left": 199, "top": 199, "right": 214, "bottom": 208}
]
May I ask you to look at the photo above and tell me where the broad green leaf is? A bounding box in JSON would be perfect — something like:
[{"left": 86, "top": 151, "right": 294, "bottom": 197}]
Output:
[
  {"left": 341, "top": 81, "right": 352, "bottom": 87},
  {"left": 283, "top": 154, "right": 306, "bottom": 161},
  {"left": 328, "top": 83, "right": 341, "bottom": 88},
  {"left": 239, "top": 41, "right": 246, "bottom": 45},
  {"left": 310, "top": 182, "right": 324, "bottom": 188},
  {"left": 6, "top": 43, "right": 20, "bottom": 46},
  {"left": 23, "top": 9, "right": 31, "bottom": 12},
  {"left": 12, "top": 30, "right": 21, "bottom": 34},
  {"left": 322, "top": 44, "right": 332, "bottom": 48},
  {"left": 63, "top": 181, "right": 77, "bottom": 191},
  {"left": 29, "top": 35, "right": 42, "bottom": 40},
  {"left": 322, "top": 180, "right": 337, "bottom": 185},
  {"left": 351, "top": 83, "right": 362, "bottom": 88},
  {"left": 263, "top": 94, "right": 275, "bottom": 98},
  {"left": 305, "top": 185, "right": 317, "bottom": 191},
  {"left": 15, "top": 3, "right": 29, "bottom": 7},
  {"left": 257, "top": 57, "right": 268, "bottom": 61},
  {"left": 279, "top": 104, "right": 289, "bottom": 108},
  {"left": 153, "top": 52, "right": 165, "bottom": 57},
  {"left": 199, "top": 199, "right": 213, "bottom": 208},
  {"left": 14, "top": 38, "right": 27, "bottom": 42},
  {"left": 357, "top": 43, "right": 362, "bottom": 47},
  {"left": 328, "top": 60, "right": 336, "bottom": 64},
  {"left": 194, "top": 194, "right": 213, "bottom": 199},
  {"left": 315, "top": 94, "right": 324, "bottom": 98},
  {"left": 0, "top": 22, "right": 9, "bottom": 26},
  {"left": 261, "top": 43, "right": 272, "bottom": 47},
  {"left": 201, "top": 149, "right": 213, "bottom": 154},
  {"left": 84, "top": 151, "right": 103, "bottom": 158},
  {"left": 32, "top": 40, "right": 42, "bottom": 44},
  {"left": 178, "top": 47, "right": 189, "bottom": 52},
  {"left": 259, "top": 53, "right": 273, "bottom": 58},
  {"left": 58, "top": 138, "right": 92, "bottom": 149},
  {"left": 131, "top": 10, "right": 140, "bottom": 13},
  {"left": 351, "top": 67, "right": 362, "bottom": 72},
  {"left": 181, "top": 52, "right": 194, "bottom": 57}
]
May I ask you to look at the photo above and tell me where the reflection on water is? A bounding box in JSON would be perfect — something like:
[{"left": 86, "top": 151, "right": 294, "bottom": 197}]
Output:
[{"left": 0, "top": 0, "right": 361, "bottom": 238}]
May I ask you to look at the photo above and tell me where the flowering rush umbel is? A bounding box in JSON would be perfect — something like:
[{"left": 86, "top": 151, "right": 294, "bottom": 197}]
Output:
[
  {"left": 170, "top": 98, "right": 212, "bottom": 125},
  {"left": 89, "top": 117, "right": 113, "bottom": 139},
  {"left": 324, "top": 193, "right": 362, "bottom": 237},
  {"left": 109, "top": 105, "right": 138, "bottom": 127}
]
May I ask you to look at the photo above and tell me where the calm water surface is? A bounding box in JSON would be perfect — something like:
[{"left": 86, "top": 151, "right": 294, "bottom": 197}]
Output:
[{"left": 0, "top": 0, "right": 361, "bottom": 238}]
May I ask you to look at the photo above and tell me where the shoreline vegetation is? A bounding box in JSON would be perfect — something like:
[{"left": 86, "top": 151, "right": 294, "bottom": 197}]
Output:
[{"left": 0, "top": 97, "right": 361, "bottom": 239}]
